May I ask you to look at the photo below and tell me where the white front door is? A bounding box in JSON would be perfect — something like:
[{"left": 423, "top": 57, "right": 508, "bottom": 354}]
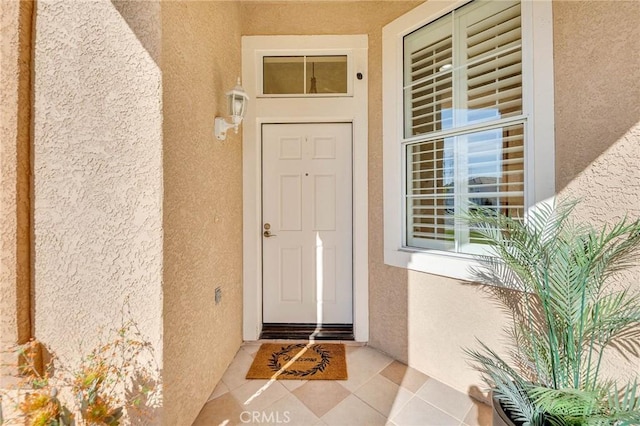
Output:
[{"left": 262, "top": 123, "right": 353, "bottom": 324}]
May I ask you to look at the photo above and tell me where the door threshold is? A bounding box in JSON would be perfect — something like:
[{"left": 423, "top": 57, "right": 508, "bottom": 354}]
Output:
[{"left": 260, "top": 323, "right": 354, "bottom": 340}]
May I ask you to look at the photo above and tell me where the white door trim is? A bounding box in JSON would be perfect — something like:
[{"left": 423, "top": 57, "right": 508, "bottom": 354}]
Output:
[{"left": 242, "top": 35, "right": 369, "bottom": 342}]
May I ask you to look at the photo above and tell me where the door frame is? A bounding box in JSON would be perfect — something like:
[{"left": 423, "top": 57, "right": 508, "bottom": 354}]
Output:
[{"left": 242, "top": 35, "right": 369, "bottom": 342}]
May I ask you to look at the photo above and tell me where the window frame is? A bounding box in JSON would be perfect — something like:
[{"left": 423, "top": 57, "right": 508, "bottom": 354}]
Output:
[
  {"left": 382, "top": 0, "right": 555, "bottom": 280},
  {"left": 256, "top": 49, "right": 354, "bottom": 98}
]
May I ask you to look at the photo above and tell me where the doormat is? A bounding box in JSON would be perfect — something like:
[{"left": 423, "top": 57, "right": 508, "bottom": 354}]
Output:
[{"left": 246, "top": 343, "right": 347, "bottom": 380}]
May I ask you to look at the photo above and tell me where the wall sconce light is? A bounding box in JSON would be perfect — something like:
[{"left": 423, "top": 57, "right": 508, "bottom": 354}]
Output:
[{"left": 214, "top": 78, "right": 249, "bottom": 141}]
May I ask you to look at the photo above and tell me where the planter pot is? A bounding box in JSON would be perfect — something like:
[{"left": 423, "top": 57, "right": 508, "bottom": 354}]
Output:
[
  {"left": 492, "top": 393, "right": 517, "bottom": 426},
  {"left": 492, "top": 393, "right": 557, "bottom": 426}
]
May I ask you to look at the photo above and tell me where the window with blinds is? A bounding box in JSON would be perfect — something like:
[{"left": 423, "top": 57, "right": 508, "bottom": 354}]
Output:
[{"left": 403, "top": 0, "right": 525, "bottom": 253}]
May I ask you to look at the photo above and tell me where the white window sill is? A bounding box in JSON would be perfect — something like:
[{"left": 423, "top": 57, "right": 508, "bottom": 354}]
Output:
[{"left": 384, "top": 247, "right": 481, "bottom": 282}]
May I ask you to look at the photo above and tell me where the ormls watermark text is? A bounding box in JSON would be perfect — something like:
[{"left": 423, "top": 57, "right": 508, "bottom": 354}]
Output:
[{"left": 240, "top": 410, "right": 291, "bottom": 424}]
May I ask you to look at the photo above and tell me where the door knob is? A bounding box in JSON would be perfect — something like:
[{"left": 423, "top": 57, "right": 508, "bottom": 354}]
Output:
[{"left": 263, "top": 223, "right": 276, "bottom": 237}]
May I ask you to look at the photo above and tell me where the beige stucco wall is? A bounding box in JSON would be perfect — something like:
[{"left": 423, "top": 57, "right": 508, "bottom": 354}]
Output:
[
  {"left": 240, "top": 0, "right": 424, "bottom": 360},
  {"left": 394, "top": 0, "right": 640, "bottom": 393},
  {"left": 244, "top": 0, "right": 640, "bottom": 394},
  {"left": 240, "top": 0, "right": 492, "bottom": 389},
  {"left": 8, "top": 1, "right": 244, "bottom": 423},
  {"left": 4, "top": 1, "right": 636, "bottom": 423},
  {"left": 161, "top": 2, "right": 244, "bottom": 424},
  {"left": 239, "top": 0, "right": 492, "bottom": 391},
  {"left": 0, "top": 0, "right": 33, "bottom": 384},
  {"left": 554, "top": 0, "right": 640, "bottom": 214},
  {"left": 554, "top": 0, "right": 640, "bottom": 376},
  {"left": 378, "top": 0, "right": 640, "bottom": 393},
  {"left": 32, "top": 0, "right": 164, "bottom": 400}
]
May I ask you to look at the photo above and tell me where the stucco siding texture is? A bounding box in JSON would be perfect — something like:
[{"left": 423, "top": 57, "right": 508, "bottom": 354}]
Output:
[
  {"left": 161, "top": 2, "right": 243, "bottom": 425},
  {"left": 0, "top": 0, "right": 32, "bottom": 383},
  {"left": 554, "top": 0, "right": 640, "bottom": 197},
  {"left": 241, "top": 0, "right": 424, "bottom": 361},
  {"left": 391, "top": 0, "right": 640, "bottom": 393},
  {"left": 32, "top": 0, "right": 163, "bottom": 381},
  {"left": 241, "top": 0, "right": 491, "bottom": 390},
  {"left": 400, "top": 0, "right": 640, "bottom": 392},
  {"left": 244, "top": 0, "right": 640, "bottom": 394},
  {"left": 554, "top": 0, "right": 640, "bottom": 375},
  {"left": 16, "top": 2, "right": 639, "bottom": 424},
  {"left": 554, "top": 0, "right": 640, "bottom": 221}
]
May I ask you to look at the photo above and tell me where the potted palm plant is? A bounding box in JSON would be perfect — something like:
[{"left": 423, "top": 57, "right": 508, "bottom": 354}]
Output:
[{"left": 464, "top": 201, "right": 640, "bottom": 426}]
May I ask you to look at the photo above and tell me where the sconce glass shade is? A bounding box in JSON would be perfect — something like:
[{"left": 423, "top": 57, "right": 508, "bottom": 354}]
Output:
[
  {"left": 228, "top": 81, "right": 249, "bottom": 123},
  {"left": 215, "top": 78, "right": 249, "bottom": 140}
]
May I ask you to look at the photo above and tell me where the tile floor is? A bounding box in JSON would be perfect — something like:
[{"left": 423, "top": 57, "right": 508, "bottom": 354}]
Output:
[{"left": 193, "top": 342, "right": 493, "bottom": 426}]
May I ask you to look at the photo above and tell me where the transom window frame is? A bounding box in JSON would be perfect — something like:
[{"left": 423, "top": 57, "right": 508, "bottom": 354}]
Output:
[
  {"left": 256, "top": 49, "right": 354, "bottom": 98},
  {"left": 382, "top": 0, "right": 555, "bottom": 280}
]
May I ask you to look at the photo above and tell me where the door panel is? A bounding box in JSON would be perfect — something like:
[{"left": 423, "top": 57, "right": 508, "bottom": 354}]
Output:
[{"left": 262, "top": 123, "right": 353, "bottom": 324}]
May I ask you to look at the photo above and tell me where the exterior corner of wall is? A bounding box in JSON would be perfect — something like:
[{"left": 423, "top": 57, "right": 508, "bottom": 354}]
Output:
[
  {"left": 31, "top": 0, "right": 164, "bottom": 405},
  {"left": 161, "top": 1, "right": 244, "bottom": 424},
  {"left": 0, "top": 0, "right": 34, "bottom": 382}
]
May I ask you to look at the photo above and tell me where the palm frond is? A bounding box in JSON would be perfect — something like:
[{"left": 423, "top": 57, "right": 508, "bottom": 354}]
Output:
[
  {"left": 607, "top": 379, "right": 640, "bottom": 421},
  {"left": 586, "top": 218, "right": 640, "bottom": 284},
  {"left": 529, "top": 386, "right": 602, "bottom": 419},
  {"left": 465, "top": 342, "right": 540, "bottom": 424},
  {"left": 464, "top": 200, "right": 640, "bottom": 425}
]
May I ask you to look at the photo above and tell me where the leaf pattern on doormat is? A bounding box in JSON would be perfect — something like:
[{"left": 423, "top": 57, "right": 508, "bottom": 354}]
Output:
[{"left": 267, "top": 343, "right": 332, "bottom": 377}]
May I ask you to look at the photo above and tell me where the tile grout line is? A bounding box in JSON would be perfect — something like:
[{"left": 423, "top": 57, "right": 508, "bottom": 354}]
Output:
[
  {"left": 213, "top": 344, "right": 478, "bottom": 425},
  {"left": 350, "top": 373, "right": 415, "bottom": 422},
  {"left": 459, "top": 403, "right": 475, "bottom": 426},
  {"left": 421, "top": 398, "right": 469, "bottom": 423},
  {"left": 357, "top": 388, "right": 413, "bottom": 424},
  {"left": 412, "top": 378, "right": 474, "bottom": 422},
  {"left": 257, "top": 384, "right": 301, "bottom": 418}
]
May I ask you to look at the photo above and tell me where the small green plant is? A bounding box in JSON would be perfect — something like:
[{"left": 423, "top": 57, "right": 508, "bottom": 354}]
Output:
[
  {"left": 465, "top": 201, "right": 640, "bottom": 425},
  {"left": 2, "top": 319, "right": 160, "bottom": 426}
]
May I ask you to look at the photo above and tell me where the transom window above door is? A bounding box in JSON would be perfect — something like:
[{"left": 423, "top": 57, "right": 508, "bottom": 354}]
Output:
[{"left": 258, "top": 53, "right": 352, "bottom": 97}]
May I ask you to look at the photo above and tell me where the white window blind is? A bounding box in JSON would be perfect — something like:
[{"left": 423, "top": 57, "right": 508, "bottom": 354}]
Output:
[
  {"left": 403, "top": 0, "right": 525, "bottom": 253},
  {"left": 404, "top": 13, "right": 453, "bottom": 137}
]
